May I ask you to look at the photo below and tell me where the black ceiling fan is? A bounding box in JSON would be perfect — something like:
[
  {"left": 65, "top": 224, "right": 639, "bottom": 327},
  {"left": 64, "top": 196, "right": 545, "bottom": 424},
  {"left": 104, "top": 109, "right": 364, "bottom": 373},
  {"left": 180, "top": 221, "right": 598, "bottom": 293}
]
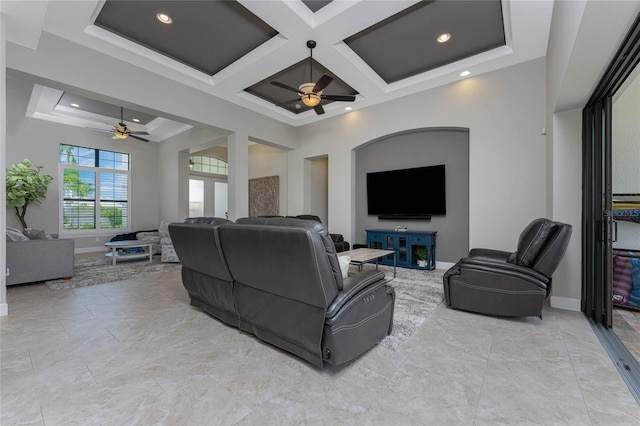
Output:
[
  {"left": 270, "top": 40, "right": 356, "bottom": 115},
  {"left": 105, "top": 106, "right": 149, "bottom": 142}
]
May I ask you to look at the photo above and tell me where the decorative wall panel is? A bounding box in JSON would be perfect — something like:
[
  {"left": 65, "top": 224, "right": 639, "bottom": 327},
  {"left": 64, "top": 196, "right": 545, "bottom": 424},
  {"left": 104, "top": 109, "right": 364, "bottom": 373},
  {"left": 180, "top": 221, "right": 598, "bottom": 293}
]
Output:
[{"left": 249, "top": 175, "right": 279, "bottom": 217}]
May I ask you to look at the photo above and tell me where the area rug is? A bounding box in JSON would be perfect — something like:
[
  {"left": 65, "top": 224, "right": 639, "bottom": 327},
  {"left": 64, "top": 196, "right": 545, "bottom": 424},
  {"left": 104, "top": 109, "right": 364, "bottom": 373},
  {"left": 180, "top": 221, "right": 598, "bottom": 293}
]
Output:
[
  {"left": 46, "top": 256, "right": 182, "bottom": 291},
  {"left": 364, "top": 264, "right": 445, "bottom": 351}
]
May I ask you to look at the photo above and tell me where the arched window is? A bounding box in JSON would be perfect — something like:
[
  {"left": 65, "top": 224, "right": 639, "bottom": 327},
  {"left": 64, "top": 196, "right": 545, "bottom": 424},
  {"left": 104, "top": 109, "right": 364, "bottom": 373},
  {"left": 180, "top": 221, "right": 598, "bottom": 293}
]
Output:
[{"left": 189, "top": 155, "right": 228, "bottom": 175}]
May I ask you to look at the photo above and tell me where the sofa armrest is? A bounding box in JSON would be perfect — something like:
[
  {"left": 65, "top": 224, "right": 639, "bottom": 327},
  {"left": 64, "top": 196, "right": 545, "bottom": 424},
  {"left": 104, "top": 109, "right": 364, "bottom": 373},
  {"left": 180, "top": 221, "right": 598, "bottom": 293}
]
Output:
[
  {"left": 326, "top": 270, "right": 385, "bottom": 319},
  {"left": 457, "top": 257, "right": 550, "bottom": 287},
  {"left": 467, "top": 248, "right": 513, "bottom": 263}
]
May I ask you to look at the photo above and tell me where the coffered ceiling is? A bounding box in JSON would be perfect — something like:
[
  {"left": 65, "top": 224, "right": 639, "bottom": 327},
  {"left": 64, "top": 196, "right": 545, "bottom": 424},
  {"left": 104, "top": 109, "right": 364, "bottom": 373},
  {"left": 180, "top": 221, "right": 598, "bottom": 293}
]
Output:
[{"left": 3, "top": 0, "right": 554, "bottom": 128}]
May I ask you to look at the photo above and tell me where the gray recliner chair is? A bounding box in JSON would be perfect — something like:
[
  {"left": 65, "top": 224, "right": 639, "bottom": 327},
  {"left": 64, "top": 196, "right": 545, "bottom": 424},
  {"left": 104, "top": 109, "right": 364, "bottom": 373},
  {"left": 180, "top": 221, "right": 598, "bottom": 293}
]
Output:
[
  {"left": 293, "top": 215, "right": 350, "bottom": 252},
  {"left": 443, "top": 218, "right": 572, "bottom": 318}
]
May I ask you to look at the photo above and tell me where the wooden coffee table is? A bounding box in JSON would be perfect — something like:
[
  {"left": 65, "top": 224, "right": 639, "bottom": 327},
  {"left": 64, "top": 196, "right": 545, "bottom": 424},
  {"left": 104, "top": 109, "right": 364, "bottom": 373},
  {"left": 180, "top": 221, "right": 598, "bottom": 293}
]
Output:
[
  {"left": 340, "top": 248, "right": 396, "bottom": 278},
  {"left": 104, "top": 240, "right": 154, "bottom": 266}
]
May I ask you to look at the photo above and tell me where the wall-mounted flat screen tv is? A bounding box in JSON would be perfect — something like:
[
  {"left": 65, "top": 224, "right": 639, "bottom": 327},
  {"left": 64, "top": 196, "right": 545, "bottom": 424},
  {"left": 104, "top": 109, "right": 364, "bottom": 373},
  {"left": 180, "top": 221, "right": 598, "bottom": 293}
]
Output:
[{"left": 367, "top": 164, "right": 446, "bottom": 217}]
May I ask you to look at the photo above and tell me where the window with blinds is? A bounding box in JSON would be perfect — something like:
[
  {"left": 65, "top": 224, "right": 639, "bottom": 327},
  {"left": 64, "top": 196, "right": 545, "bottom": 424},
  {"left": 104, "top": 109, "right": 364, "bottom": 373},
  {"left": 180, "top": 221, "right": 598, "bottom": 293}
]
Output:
[{"left": 60, "top": 144, "right": 130, "bottom": 233}]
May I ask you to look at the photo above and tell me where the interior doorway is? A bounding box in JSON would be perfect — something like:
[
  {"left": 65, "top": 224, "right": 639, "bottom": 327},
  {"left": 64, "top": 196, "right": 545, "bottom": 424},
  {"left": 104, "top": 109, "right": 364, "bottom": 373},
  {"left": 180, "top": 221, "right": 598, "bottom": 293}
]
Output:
[
  {"left": 188, "top": 177, "right": 228, "bottom": 218},
  {"left": 304, "top": 156, "right": 328, "bottom": 224},
  {"left": 188, "top": 152, "right": 229, "bottom": 219}
]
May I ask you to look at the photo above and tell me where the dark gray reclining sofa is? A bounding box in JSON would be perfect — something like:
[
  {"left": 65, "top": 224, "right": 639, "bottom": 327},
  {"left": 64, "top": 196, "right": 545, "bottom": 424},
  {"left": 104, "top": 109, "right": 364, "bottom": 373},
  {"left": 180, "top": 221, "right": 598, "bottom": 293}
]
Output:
[{"left": 169, "top": 217, "right": 395, "bottom": 367}]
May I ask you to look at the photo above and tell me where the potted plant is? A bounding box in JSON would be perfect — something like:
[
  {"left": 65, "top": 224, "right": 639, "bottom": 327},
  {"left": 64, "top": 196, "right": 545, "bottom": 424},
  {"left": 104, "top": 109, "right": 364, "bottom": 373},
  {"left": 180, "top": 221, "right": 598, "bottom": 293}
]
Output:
[
  {"left": 415, "top": 246, "right": 428, "bottom": 268},
  {"left": 6, "top": 159, "right": 54, "bottom": 229}
]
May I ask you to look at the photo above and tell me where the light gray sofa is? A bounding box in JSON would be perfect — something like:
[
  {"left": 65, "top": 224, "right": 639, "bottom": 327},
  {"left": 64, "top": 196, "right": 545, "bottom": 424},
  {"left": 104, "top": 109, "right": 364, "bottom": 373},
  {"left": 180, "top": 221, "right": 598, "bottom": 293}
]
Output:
[{"left": 6, "top": 238, "right": 75, "bottom": 285}]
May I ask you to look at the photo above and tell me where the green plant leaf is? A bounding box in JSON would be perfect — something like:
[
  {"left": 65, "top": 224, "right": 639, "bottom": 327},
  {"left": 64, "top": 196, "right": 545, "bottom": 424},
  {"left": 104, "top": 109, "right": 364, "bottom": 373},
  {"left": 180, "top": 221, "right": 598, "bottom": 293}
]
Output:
[{"left": 6, "top": 158, "right": 53, "bottom": 221}]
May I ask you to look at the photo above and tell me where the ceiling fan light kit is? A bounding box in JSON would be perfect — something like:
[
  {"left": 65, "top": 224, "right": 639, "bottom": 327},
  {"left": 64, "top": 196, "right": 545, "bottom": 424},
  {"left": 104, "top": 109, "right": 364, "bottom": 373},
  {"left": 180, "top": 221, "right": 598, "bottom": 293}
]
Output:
[
  {"left": 270, "top": 40, "right": 356, "bottom": 115},
  {"left": 108, "top": 106, "right": 150, "bottom": 142}
]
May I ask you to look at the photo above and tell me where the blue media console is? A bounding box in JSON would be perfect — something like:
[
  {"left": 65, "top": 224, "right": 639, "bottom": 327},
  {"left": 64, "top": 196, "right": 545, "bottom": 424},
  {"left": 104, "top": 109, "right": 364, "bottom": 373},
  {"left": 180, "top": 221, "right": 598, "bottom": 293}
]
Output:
[{"left": 366, "top": 229, "right": 437, "bottom": 270}]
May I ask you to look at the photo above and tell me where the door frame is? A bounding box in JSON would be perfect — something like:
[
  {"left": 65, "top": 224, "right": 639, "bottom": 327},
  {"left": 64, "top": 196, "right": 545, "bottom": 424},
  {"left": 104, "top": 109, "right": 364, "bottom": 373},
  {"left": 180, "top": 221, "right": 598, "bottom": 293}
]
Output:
[{"left": 582, "top": 12, "right": 640, "bottom": 400}]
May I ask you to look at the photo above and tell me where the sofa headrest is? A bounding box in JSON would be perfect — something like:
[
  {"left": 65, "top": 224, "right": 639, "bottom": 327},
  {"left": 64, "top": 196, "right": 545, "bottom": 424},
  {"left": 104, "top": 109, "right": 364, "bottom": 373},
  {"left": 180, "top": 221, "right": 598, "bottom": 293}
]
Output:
[
  {"left": 510, "top": 218, "right": 572, "bottom": 278},
  {"left": 184, "top": 217, "right": 233, "bottom": 225},
  {"left": 168, "top": 222, "right": 232, "bottom": 282},
  {"left": 218, "top": 221, "right": 341, "bottom": 307},
  {"left": 295, "top": 214, "right": 322, "bottom": 223},
  {"left": 531, "top": 222, "right": 572, "bottom": 277},
  {"left": 514, "top": 218, "right": 558, "bottom": 268},
  {"left": 235, "top": 217, "right": 344, "bottom": 290}
]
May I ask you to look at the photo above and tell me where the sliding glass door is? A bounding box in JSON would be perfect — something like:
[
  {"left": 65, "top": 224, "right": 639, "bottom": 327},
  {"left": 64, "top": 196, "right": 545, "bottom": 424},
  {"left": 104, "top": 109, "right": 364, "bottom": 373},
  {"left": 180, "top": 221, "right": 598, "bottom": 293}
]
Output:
[
  {"left": 583, "top": 13, "right": 640, "bottom": 398},
  {"left": 583, "top": 13, "right": 640, "bottom": 327}
]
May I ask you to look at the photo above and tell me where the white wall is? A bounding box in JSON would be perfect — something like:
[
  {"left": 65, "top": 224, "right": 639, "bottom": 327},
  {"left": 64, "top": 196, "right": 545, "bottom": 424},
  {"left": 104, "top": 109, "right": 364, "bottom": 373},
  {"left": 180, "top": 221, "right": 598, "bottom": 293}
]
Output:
[
  {"left": 550, "top": 109, "right": 583, "bottom": 308},
  {"left": 1, "top": 11, "right": 8, "bottom": 316},
  {"left": 5, "top": 74, "right": 161, "bottom": 250},
  {"left": 545, "top": 0, "right": 640, "bottom": 310},
  {"left": 291, "top": 58, "right": 548, "bottom": 257},
  {"left": 7, "top": 33, "right": 297, "bottom": 150},
  {"left": 248, "top": 144, "right": 289, "bottom": 216}
]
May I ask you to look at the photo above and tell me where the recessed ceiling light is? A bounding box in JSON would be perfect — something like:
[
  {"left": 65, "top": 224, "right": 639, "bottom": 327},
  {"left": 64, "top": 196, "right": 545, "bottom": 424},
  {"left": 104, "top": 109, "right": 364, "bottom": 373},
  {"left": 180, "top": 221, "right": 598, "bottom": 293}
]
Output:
[
  {"left": 437, "top": 33, "right": 451, "bottom": 43},
  {"left": 156, "top": 13, "right": 173, "bottom": 24},
  {"left": 70, "top": 103, "right": 80, "bottom": 108},
  {"left": 345, "top": 107, "right": 353, "bottom": 111},
  {"left": 460, "top": 70, "right": 471, "bottom": 77},
  {"left": 132, "top": 118, "right": 140, "bottom": 122}
]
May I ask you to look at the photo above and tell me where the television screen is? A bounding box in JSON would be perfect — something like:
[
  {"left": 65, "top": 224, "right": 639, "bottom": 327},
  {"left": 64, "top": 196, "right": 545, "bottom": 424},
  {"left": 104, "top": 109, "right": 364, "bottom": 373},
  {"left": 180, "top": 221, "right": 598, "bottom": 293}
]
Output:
[{"left": 367, "top": 165, "right": 446, "bottom": 216}]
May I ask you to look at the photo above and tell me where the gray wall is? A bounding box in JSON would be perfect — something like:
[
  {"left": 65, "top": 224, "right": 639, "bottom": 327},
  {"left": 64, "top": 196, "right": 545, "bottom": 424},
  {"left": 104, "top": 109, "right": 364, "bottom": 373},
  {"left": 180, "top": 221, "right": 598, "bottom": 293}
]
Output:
[{"left": 355, "top": 129, "right": 469, "bottom": 263}]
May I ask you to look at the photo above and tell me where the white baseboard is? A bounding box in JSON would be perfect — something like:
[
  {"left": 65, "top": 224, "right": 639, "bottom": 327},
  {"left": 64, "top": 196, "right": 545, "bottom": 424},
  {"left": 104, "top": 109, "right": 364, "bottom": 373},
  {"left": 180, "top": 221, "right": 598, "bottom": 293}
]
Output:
[
  {"left": 0, "top": 302, "right": 8, "bottom": 317},
  {"left": 550, "top": 296, "right": 581, "bottom": 312},
  {"left": 75, "top": 246, "right": 108, "bottom": 254},
  {"left": 436, "top": 261, "right": 455, "bottom": 270}
]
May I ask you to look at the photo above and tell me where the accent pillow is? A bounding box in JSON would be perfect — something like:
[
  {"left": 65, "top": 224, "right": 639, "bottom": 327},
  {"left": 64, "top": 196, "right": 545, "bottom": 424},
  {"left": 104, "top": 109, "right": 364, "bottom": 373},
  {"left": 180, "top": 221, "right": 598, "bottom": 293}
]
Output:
[
  {"left": 23, "top": 228, "right": 47, "bottom": 240},
  {"left": 158, "top": 221, "right": 171, "bottom": 239},
  {"left": 627, "top": 258, "right": 640, "bottom": 307},
  {"left": 6, "top": 228, "right": 29, "bottom": 242},
  {"left": 612, "top": 254, "right": 633, "bottom": 305},
  {"left": 338, "top": 255, "right": 351, "bottom": 279}
]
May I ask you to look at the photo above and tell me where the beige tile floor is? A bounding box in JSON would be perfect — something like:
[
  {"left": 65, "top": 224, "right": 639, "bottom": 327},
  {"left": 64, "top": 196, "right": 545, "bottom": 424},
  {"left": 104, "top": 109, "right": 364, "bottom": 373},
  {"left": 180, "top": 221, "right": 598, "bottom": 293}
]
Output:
[{"left": 2, "top": 269, "right": 640, "bottom": 425}]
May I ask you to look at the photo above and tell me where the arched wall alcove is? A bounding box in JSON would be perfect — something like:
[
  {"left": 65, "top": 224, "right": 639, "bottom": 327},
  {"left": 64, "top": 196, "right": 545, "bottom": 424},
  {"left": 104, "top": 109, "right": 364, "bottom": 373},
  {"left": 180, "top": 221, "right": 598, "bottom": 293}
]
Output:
[{"left": 354, "top": 127, "right": 470, "bottom": 263}]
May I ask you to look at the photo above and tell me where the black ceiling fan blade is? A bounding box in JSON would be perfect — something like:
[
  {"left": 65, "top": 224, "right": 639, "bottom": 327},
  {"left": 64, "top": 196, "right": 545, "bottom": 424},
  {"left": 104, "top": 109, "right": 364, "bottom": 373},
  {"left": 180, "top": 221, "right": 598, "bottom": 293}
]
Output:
[
  {"left": 313, "top": 104, "right": 325, "bottom": 115},
  {"left": 275, "top": 98, "right": 302, "bottom": 107},
  {"left": 129, "top": 134, "right": 149, "bottom": 142},
  {"left": 129, "top": 131, "right": 150, "bottom": 135},
  {"left": 313, "top": 75, "right": 333, "bottom": 93},
  {"left": 270, "top": 81, "right": 302, "bottom": 94},
  {"left": 322, "top": 95, "right": 356, "bottom": 102}
]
